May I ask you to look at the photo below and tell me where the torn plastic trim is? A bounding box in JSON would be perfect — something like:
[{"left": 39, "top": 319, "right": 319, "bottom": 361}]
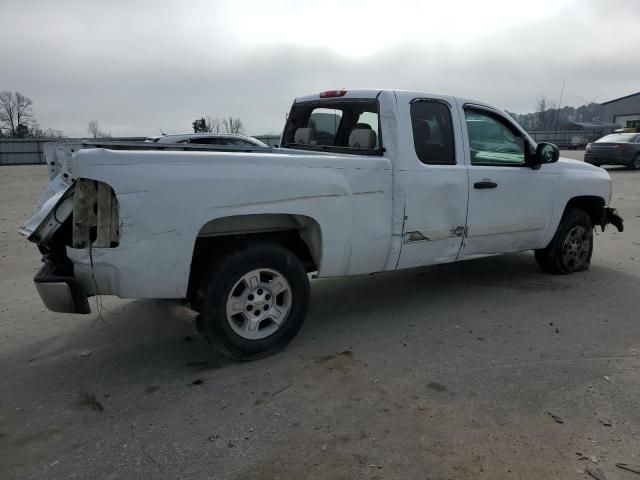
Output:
[
  {"left": 600, "top": 207, "right": 624, "bottom": 232},
  {"left": 19, "top": 180, "right": 76, "bottom": 243}
]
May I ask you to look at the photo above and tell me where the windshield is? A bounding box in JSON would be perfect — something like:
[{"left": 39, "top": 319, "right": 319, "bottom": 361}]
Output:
[{"left": 596, "top": 134, "right": 638, "bottom": 143}]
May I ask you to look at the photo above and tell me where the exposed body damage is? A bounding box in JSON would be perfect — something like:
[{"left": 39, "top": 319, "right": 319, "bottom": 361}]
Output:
[
  {"left": 20, "top": 89, "right": 623, "bottom": 359},
  {"left": 24, "top": 147, "right": 393, "bottom": 299}
]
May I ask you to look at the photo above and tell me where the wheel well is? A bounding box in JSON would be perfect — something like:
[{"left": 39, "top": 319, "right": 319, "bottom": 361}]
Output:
[
  {"left": 186, "top": 214, "right": 321, "bottom": 309},
  {"left": 564, "top": 196, "right": 605, "bottom": 225}
]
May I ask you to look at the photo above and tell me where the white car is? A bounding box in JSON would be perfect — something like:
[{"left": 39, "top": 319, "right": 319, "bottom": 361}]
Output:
[
  {"left": 21, "top": 89, "right": 623, "bottom": 360},
  {"left": 144, "top": 133, "right": 268, "bottom": 147}
]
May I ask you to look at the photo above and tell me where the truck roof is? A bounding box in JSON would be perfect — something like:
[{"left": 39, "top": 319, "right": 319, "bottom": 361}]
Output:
[{"left": 294, "top": 89, "right": 496, "bottom": 112}]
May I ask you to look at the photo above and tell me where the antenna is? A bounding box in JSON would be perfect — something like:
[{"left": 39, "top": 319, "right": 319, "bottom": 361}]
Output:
[
  {"left": 158, "top": 127, "right": 166, "bottom": 136},
  {"left": 554, "top": 79, "right": 566, "bottom": 133}
]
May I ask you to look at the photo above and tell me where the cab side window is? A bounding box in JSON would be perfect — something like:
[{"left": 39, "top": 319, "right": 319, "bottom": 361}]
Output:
[
  {"left": 464, "top": 109, "right": 526, "bottom": 166},
  {"left": 410, "top": 100, "right": 455, "bottom": 165}
]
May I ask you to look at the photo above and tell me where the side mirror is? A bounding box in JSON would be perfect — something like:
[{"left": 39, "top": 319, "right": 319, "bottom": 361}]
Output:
[{"left": 534, "top": 142, "right": 559, "bottom": 166}]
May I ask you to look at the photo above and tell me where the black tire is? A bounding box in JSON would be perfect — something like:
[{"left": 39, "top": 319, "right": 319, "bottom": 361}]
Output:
[
  {"left": 534, "top": 209, "right": 593, "bottom": 274},
  {"left": 630, "top": 154, "right": 640, "bottom": 170},
  {"left": 198, "top": 242, "right": 310, "bottom": 360}
]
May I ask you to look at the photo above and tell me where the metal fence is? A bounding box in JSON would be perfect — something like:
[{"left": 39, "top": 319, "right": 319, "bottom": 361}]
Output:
[{"left": 0, "top": 139, "right": 50, "bottom": 165}]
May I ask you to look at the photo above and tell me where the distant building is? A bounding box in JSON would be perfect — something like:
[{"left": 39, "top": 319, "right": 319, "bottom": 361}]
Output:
[
  {"left": 600, "top": 91, "right": 640, "bottom": 128},
  {"left": 559, "top": 121, "right": 617, "bottom": 139}
]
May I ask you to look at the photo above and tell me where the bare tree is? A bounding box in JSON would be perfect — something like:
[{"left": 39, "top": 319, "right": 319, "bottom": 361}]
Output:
[
  {"left": 87, "top": 120, "right": 111, "bottom": 138},
  {"left": 0, "top": 91, "right": 34, "bottom": 137},
  {"left": 535, "top": 96, "right": 558, "bottom": 131},
  {"left": 535, "top": 96, "right": 547, "bottom": 130},
  {"left": 193, "top": 116, "right": 223, "bottom": 133},
  {"left": 194, "top": 116, "right": 242, "bottom": 134},
  {"left": 222, "top": 117, "right": 244, "bottom": 134},
  {"left": 206, "top": 116, "right": 221, "bottom": 133},
  {"left": 31, "top": 124, "right": 65, "bottom": 139}
]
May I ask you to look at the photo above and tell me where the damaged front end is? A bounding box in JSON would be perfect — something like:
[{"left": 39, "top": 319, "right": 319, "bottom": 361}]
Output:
[
  {"left": 20, "top": 177, "right": 120, "bottom": 314},
  {"left": 600, "top": 207, "right": 624, "bottom": 233}
]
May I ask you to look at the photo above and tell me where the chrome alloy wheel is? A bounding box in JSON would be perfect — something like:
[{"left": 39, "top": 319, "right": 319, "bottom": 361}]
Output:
[
  {"left": 225, "top": 268, "right": 292, "bottom": 340},
  {"left": 562, "top": 226, "right": 591, "bottom": 270}
]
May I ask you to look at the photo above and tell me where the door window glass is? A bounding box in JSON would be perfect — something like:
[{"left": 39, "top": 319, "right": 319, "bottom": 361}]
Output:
[
  {"left": 410, "top": 100, "right": 455, "bottom": 165},
  {"left": 465, "top": 110, "right": 525, "bottom": 165}
]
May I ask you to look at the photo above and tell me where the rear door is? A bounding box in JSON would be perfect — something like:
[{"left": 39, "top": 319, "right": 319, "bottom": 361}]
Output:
[
  {"left": 396, "top": 98, "right": 469, "bottom": 268},
  {"left": 459, "top": 106, "right": 556, "bottom": 258}
]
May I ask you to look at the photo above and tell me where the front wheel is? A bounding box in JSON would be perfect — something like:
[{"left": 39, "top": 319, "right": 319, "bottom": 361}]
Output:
[
  {"left": 199, "top": 242, "right": 310, "bottom": 360},
  {"left": 535, "top": 209, "right": 593, "bottom": 274},
  {"left": 631, "top": 154, "right": 640, "bottom": 170}
]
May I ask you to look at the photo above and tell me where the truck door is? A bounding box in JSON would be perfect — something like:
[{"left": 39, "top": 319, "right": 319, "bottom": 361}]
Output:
[
  {"left": 396, "top": 98, "right": 469, "bottom": 269},
  {"left": 458, "top": 105, "right": 556, "bottom": 259}
]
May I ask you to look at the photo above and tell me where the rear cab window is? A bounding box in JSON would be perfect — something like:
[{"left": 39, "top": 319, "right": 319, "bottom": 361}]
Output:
[{"left": 282, "top": 99, "right": 382, "bottom": 155}]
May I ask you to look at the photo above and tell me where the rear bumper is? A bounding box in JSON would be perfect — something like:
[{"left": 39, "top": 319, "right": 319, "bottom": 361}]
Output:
[{"left": 34, "top": 257, "right": 91, "bottom": 314}]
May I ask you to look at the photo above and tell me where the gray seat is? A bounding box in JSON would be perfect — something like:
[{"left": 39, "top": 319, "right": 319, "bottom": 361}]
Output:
[
  {"left": 294, "top": 127, "right": 317, "bottom": 145},
  {"left": 348, "top": 129, "right": 377, "bottom": 149}
]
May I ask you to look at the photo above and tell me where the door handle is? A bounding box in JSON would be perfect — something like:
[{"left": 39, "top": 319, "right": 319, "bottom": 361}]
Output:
[{"left": 474, "top": 181, "right": 498, "bottom": 189}]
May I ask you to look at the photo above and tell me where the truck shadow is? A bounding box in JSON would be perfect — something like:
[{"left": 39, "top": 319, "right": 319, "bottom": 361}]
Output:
[
  {"left": 302, "top": 250, "right": 634, "bottom": 340},
  {"left": 4, "top": 251, "right": 636, "bottom": 392}
]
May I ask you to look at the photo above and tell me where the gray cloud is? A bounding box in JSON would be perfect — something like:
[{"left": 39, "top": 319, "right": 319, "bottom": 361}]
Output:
[{"left": 1, "top": 0, "right": 638, "bottom": 136}]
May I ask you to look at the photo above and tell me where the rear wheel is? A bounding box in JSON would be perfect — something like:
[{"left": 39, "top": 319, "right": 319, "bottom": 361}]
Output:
[
  {"left": 631, "top": 154, "right": 640, "bottom": 170},
  {"left": 198, "top": 242, "right": 310, "bottom": 360},
  {"left": 535, "top": 209, "right": 593, "bottom": 274}
]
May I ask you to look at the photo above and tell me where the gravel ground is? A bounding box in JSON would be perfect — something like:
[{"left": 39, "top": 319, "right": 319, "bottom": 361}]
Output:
[{"left": 1, "top": 155, "right": 639, "bottom": 480}]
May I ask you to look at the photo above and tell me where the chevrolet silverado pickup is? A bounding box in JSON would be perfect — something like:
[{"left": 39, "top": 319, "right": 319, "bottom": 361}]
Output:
[{"left": 19, "top": 89, "right": 624, "bottom": 359}]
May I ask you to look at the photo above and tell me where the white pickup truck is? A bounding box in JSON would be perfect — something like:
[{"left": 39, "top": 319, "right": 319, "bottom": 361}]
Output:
[{"left": 20, "top": 89, "right": 623, "bottom": 359}]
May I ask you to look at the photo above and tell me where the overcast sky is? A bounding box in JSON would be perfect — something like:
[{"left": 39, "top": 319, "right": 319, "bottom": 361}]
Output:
[{"left": 1, "top": 0, "right": 639, "bottom": 137}]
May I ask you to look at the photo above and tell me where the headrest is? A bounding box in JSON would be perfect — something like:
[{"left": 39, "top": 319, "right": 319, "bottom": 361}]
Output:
[
  {"left": 294, "top": 127, "right": 317, "bottom": 144},
  {"left": 354, "top": 123, "right": 373, "bottom": 130},
  {"left": 349, "top": 129, "right": 377, "bottom": 149}
]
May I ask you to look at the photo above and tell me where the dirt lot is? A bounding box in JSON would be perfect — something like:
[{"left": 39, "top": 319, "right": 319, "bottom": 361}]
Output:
[{"left": 1, "top": 156, "right": 639, "bottom": 480}]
